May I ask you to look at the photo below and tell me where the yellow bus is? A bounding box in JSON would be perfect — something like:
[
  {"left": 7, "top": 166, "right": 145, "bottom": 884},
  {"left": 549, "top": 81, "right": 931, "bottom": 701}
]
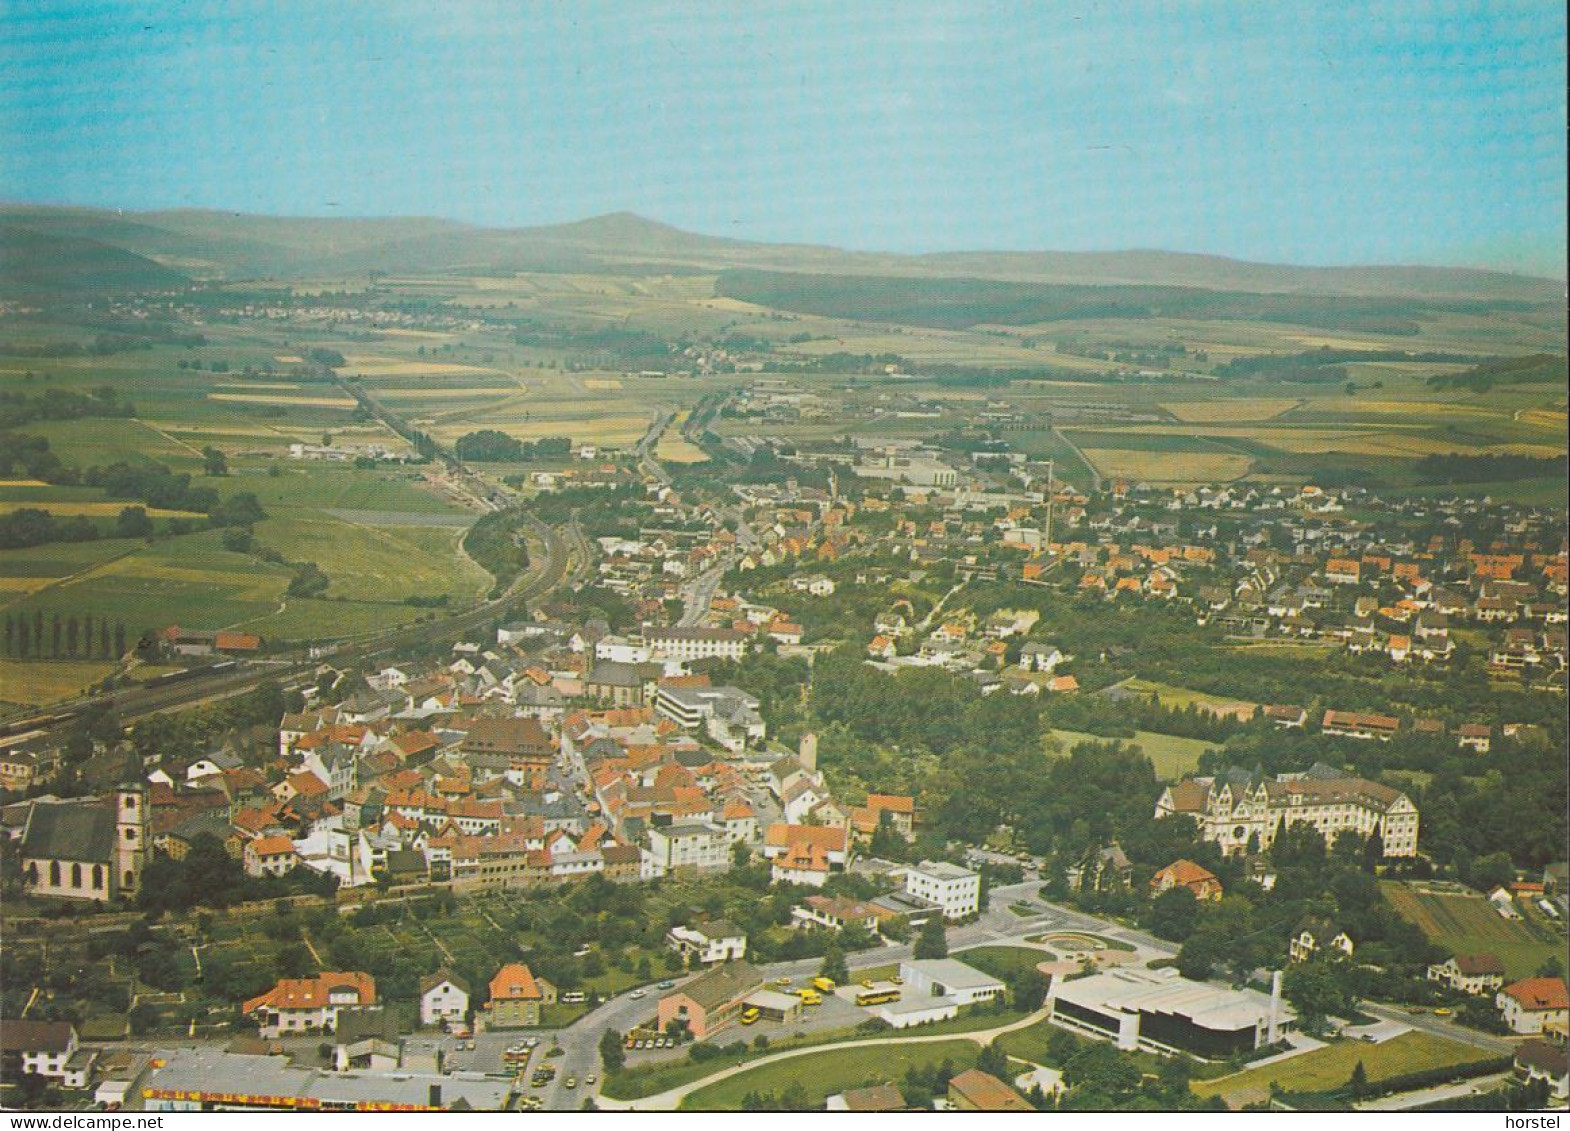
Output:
[
  {"left": 740, "top": 1008, "right": 761, "bottom": 1025},
  {"left": 810, "top": 977, "right": 837, "bottom": 993},
  {"left": 797, "top": 990, "right": 822, "bottom": 1006},
  {"left": 854, "top": 989, "right": 901, "bottom": 1007}
]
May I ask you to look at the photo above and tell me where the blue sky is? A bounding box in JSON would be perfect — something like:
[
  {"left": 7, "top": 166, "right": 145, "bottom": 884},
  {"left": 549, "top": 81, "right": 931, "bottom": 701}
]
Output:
[{"left": 1, "top": 1, "right": 1565, "bottom": 275}]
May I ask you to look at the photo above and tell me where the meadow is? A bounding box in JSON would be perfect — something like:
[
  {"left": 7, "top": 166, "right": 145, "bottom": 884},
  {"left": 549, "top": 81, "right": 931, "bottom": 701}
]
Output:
[
  {"left": 1047, "top": 727, "right": 1214, "bottom": 780},
  {"left": 1189, "top": 1031, "right": 1498, "bottom": 1108},
  {"left": 1380, "top": 882, "right": 1563, "bottom": 979}
]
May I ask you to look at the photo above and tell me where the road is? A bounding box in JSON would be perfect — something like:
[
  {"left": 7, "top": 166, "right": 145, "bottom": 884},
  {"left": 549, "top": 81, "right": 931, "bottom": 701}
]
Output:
[
  {"left": 636, "top": 409, "right": 677, "bottom": 490},
  {"left": 597, "top": 1006, "right": 1052, "bottom": 1111},
  {"left": 537, "top": 880, "right": 1175, "bottom": 1110}
]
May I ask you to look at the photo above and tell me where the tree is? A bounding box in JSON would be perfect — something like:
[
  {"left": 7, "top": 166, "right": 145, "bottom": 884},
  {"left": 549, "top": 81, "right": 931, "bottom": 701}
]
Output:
[
  {"left": 977, "top": 1041, "right": 1009, "bottom": 1077},
  {"left": 914, "top": 915, "right": 948, "bottom": 959},
  {"left": 1148, "top": 887, "right": 1199, "bottom": 941},
  {"left": 818, "top": 945, "right": 848, "bottom": 985},
  {"left": 1348, "top": 1059, "right": 1368, "bottom": 1099},
  {"left": 65, "top": 615, "right": 79, "bottom": 657},
  {"left": 598, "top": 1029, "right": 625, "bottom": 1075},
  {"left": 1177, "top": 930, "right": 1223, "bottom": 980},
  {"left": 115, "top": 505, "right": 154, "bottom": 539},
  {"left": 202, "top": 446, "right": 228, "bottom": 476}
]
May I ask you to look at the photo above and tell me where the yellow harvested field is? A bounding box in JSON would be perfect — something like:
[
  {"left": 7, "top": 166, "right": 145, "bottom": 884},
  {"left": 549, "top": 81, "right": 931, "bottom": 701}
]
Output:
[
  {"left": 0, "top": 479, "right": 51, "bottom": 488},
  {"left": 374, "top": 328, "right": 454, "bottom": 339},
  {"left": 431, "top": 414, "right": 650, "bottom": 446},
  {"left": 1281, "top": 333, "right": 1393, "bottom": 349},
  {"left": 214, "top": 382, "right": 301, "bottom": 391},
  {"left": 583, "top": 378, "right": 624, "bottom": 390},
  {"left": 207, "top": 393, "right": 358, "bottom": 408},
  {"left": 1163, "top": 399, "right": 1301, "bottom": 423},
  {"left": 273, "top": 355, "right": 305, "bottom": 363},
  {"left": 1080, "top": 449, "right": 1252, "bottom": 483},
  {"left": 0, "top": 502, "right": 202, "bottom": 518},
  {"left": 0, "top": 577, "right": 53, "bottom": 594},
  {"left": 1521, "top": 408, "right": 1569, "bottom": 430},
  {"left": 0, "top": 660, "right": 120, "bottom": 707},
  {"left": 374, "top": 388, "right": 515, "bottom": 400},
  {"left": 341, "top": 355, "right": 502, "bottom": 377},
  {"left": 655, "top": 437, "right": 710, "bottom": 464},
  {"left": 1296, "top": 398, "right": 1506, "bottom": 419}
]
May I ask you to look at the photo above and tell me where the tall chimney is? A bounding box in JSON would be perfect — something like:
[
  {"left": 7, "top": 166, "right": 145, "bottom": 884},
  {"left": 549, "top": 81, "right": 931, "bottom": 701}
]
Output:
[
  {"left": 1267, "top": 969, "right": 1283, "bottom": 1045},
  {"left": 799, "top": 732, "right": 818, "bottom": 774},
  {"left": 429, "top": 1083, "right": 442, "bottom": 1108}
]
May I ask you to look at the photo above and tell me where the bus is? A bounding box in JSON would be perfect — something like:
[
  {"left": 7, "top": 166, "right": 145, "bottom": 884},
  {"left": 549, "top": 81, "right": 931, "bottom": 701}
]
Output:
[
  {"left": 854, "top": 989, "right": 901, "bottom": 1007},
  {"left": 740, "top": 1008, "right": 761, "bottom": 1025},
  {"left": 796, "top": 990, "right": 822, "bottom": 1006},
  {"left": 810, "top": 977, "right": 837, "bottom": 993}
]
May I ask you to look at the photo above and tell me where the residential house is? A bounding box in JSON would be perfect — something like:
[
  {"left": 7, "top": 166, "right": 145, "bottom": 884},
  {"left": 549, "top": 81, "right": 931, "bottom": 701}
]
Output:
[
  {"left": 419, "top": 970, "right": 470, "bottom": 1028},
  {"left": 947, "top": 1068, "right": 1034, "bottom": 1112},
  {"left": 244, "top": 972, "right": 377, "bottom": 1038},
  {"left": 667, "top": 921, "right": 748, "bottom": 966},
  {"left": 486, "top": 963, "right": 555, "bottom": 1029},
  {"left": 1289, "top": 918, "right": 1354, "bottom": 963},
  {"left": 0, "top": 1020, "right": 79, "bottom": 1082},
  {"left": 1426, "top": 953, "right": 1506, "bottom": 996},
  {"left": 1497, "top": 978, "right": 1569, "bottom": 1035},
  {"left": 1514, "top": 1039, "right": 1570, "bottom": 1101},
  {"left": 1150, "top": 859, "right": 1224, "bottom": 902}
]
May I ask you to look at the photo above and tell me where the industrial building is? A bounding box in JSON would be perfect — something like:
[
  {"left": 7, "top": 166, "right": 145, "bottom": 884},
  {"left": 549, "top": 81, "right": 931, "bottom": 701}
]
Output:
[{"left": 1047, "top": 967, "right": 1292, "bottom": 1059}]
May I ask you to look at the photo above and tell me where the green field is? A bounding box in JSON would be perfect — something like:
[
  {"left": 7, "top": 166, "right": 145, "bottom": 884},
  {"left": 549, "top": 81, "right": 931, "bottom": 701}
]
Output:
[
  {"left": 1381, "top": 882, "right": 1564, "bottom": 979},
  {"left": 1048, "top": 727, "right": 1215, "bottom": 780},
  {"left": 1190, "top": 1031, "right": 1498, "bottom": 1108},
  {"left": 679, "top": 1038, "right": 982, "bottom": 1110}
]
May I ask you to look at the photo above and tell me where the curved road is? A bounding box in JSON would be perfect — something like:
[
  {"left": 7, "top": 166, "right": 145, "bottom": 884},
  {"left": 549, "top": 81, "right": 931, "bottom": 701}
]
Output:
[{"left": 596, "top": 1006, "right": 1051, "bottom": 1111}]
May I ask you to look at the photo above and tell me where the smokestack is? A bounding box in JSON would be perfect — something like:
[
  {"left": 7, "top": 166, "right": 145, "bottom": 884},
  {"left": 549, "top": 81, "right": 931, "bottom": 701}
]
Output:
[
  {"left": 1267, "top": 969, "right": 1282, "bottom": 1045},
  {"left": 429, "top": 1084, "right": 442, "bottom": 1108},
  {"left": 799, "top": 732, "right": 818, "bottom": 774}
]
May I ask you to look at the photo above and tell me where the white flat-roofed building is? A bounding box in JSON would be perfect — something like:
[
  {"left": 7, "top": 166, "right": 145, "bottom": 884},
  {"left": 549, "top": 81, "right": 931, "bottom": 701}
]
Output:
[
  {"left": 654, "top": 684, "right": 766, "bottom": 752},
  {"left": 902, "top": 860, "right": 980, "bottom": 920},
  {"left": 642, "top": 626, "right": 748, "bottom": 662},
  {"left": 646, "top": 822, "right": 730, "bottom": 877},
  {"left": 1048, "top": 966, "right": 1293, "bottom": 1059},
  {"left": 899, "top": 959, "right": 1005, "bottom": 1007}
]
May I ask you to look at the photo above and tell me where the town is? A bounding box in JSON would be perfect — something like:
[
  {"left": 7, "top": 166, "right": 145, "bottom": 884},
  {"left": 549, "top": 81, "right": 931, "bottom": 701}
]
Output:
[{"left": 3, "top": 394, "right": 1565, "bottom": 1112}]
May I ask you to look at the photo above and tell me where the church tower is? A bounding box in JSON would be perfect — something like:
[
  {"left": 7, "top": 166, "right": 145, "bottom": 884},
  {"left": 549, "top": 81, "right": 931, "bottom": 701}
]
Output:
[{"left": 114, "top": 782, "right": 149, "bottom": 898}]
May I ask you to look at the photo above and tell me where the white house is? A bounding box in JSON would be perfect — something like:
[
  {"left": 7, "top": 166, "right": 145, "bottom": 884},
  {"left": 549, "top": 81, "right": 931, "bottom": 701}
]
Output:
[
  {"left": 419, "top": 970, "right": 471, "bottom": 1028},
  {"left": 0, "top": 1020, "right": 78, "bottom": 1081},
  {"left": 1497, "top": 978, "right": 1569, "bottom": 1035},
  {"left": 667, "top": 921, "right": 748, "bottom": 966}
]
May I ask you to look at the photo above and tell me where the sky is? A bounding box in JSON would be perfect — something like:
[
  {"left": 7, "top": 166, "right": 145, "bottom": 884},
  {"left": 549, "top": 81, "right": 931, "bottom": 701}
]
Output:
[{"left": 1, "top": 1, "right": 1565, "bottom": 276}]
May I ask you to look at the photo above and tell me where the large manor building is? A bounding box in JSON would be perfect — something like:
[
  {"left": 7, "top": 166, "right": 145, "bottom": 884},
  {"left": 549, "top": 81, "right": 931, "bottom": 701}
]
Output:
[{"left": 1154, "top": 764, "right": 1418, "bottom": 857}]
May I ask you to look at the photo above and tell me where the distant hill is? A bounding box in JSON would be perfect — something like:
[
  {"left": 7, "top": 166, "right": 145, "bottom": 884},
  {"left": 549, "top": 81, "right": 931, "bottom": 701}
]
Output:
[
  {"left": 0, "top": 203, "right": 1562, "bottom": 303},
  {"left": 0, "top": 224, "right": 189, "bottom": 296}
]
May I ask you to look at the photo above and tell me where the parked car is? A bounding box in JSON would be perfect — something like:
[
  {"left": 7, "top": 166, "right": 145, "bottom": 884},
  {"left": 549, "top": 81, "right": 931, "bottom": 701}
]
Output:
[
  {"left": 629, "top": 989, "right": 647, "bottom": 999},
  {"left": 657, "top": 980, "right": 676, "bottom": 989}
]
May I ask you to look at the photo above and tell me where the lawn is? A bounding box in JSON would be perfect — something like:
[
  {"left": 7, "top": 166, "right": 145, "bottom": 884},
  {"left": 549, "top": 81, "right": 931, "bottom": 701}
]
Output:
[
  {"left": 1048, "top": 728, "right": 1214, "bottom": 780},
  {"left": 1121, "top": 678, "right": 1257, "bottom": 715},
  {"left": 960, "top": 946, "right": 1057, "bottom": 981},
  {"left": 678, "top": 1038, "right": 982, "bottom": 1110},
  {"left": 1381, "top": 882, "right": 1564, "bottom": 979},
  {"left": 0, "top": 658, "right": 119, "bottom": 709},
  {"left": 1190, "top": 1031, "right": 1498, "bottom": 1108}
]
